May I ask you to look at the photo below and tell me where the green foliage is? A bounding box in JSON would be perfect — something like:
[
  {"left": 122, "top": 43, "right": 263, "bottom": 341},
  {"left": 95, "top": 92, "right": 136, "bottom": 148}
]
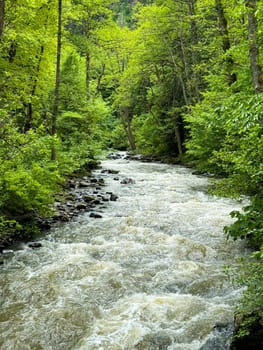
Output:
[
  {"left": 57, "top": 111, "right": 90, "bottom": 145},
  {"left": 0, "top": 216, "right": 22, "bottom": 247},
  {"left": 0, "top": 128, "right": 61, "bottom": 219},
  {"left": 110, "top": 122, "right": 129, "bottom": 150},
  {"left": 0, "top": 0, "right": 118, "bottom": 248},
  {"left": 224, "top": 197, "right": 263, "bottom": 340},
  {"left": 185, "top": 92, "right": 263, "bottom": 194},
  {"left": 224, "top": 196, "right": 263, "bottom": 249},
  {"left": 59, "top": 52, "right": 87, "bottom": 112},
  {"left": 132, "top": 112, "right": 177, "bottom": 155},
  {"left": 184, "top": 104, "right": 227, "bottom": 172},
  {"left": 231, "top": 249, "right": 263, "bottom": 338},
  {"left": 56, "top": 139, "right": 96, "bottom": 177}
]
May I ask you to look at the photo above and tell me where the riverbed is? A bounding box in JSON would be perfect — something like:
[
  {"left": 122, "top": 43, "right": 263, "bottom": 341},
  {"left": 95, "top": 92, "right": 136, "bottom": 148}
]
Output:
[{"left": 0, "top": 156, "right": 247, "bottom": 349}]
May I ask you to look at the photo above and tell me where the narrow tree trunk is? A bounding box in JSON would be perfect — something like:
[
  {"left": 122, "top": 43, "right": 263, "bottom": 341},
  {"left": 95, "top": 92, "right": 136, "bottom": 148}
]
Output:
[
  {"left": 86, "top": 51, "right": 90, "bottom": 99},
  {"left": 154, "top": 65, "right": 162, "bottom": 84},
  {"left": 25, "top": 3, "right": 51, "bottom": 131},
  {"left": 245, "top": 0, "right": 263, "bottom": 93},
  {"left": 96, "top": 63, "right": 105, "bottom": 95},
  {"left": 179, "top": 24, "right": 192, "bottom": 101},
  {"left": 25, "top": 45, "right": 44, "bottom": 132},
  {"left": 126, "top": 120, "right": 136, "bottom": 151},
  {"left": 0, "top": 0, "right": 4, "bottom": 41},
  {"left": 120, "top": 107, "right": 136, "bottom": 151},
  {"left": 215, "top": 0, "right": 230, "bottom": 52},
  {"left": 175, "top": 127, "right": 183, "bottom": 156},
  {"left": 51, "top": 0, "right": 62, "bottom": 160},
  {"left": 83, "top": 20, "right": 91, "bottom": 100},
  {"left": 215, "top": 0, "right": 237, "bottom": 85},
  {"left": 187, "top": 0, "right": 201, "bottom": 101},
  {"left": 188, "top": 0, "right": 197, "bottom": 43}
]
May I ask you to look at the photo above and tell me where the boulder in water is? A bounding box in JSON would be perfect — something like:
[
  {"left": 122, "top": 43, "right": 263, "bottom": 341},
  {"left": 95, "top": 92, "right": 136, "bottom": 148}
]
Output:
[
  {"left": 110, "top": 193, "right": 118, "bottom": 201},
  {"left": 28, "top": 242, "right": 42, "bottom": 249},
  {"left": 135, "top": 332, "right": 173, "bottom": 350},
  {"left": 101, "top": 169, "right": 119, "bottom": 174},
  {"left": 89, "top": 212, "right": 102, "bottom": 219},
  {"left": 120, "top": 177, "right": 135, "bottom": 184}
]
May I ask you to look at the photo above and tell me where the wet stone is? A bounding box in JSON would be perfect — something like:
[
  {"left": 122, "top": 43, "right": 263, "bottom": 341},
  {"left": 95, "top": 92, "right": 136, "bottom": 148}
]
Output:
[
  {"left": 110, "top": 193, "right": 118, "bottom": 201},
  {"left": 120, "top": 177, "right": 135, "bottom": 184},
  {"left": 67, "top": 180, "right": 76, "bottom": 188},
  {"left": 63, "top": 193, "right": 76, "bottom": 201},
  {"left": 89, "top": 212, "right": 102, "bottom": 219},
  {"left": 200, "top": 322, "right": 233, "bottom": 350},
  {"left": 74, "top": 202, "right": 87, "bottom": 210},
  {"left": 135, "top": 332, "right": 173, "bottom": 350},
  {"left": 36, "top": 219, "right": 52, "bottom": 230},
  {"left": 107, "top": 152, "right": 124, "bottom": 159},
  {"left": 28, "top": 242, "right": 42, "bottom": 249},
  {"left": 53, "top": 213, "right": 71, "bottom": 222},
  {"left": 101, "top": 169, "right": 119, "bottom": 174},
  {"left": 79, "top": 181, "right": 90, "bottom": 188},
  {"left": 83, "top": 195, "right": 95, "bottom": 203}
]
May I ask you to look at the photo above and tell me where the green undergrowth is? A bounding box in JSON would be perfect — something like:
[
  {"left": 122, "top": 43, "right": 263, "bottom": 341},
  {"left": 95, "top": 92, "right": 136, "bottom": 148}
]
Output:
[{"left": 224, "top": 196, "right": 263, "bottom": 342}]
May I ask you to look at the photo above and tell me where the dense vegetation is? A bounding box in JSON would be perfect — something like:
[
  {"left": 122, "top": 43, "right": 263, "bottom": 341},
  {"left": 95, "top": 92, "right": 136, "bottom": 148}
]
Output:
[{"left": 0, "top": 0, "right": 262, "bottom": 344}]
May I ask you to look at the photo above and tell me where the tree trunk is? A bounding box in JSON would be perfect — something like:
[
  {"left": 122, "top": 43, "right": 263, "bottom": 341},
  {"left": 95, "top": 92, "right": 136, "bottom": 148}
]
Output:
[
  {"left": 179, "top": 24, "right": 192, "bottom": 101},
  {"left": 174, "top": 126, "right": 183, "bottom": 155},
  {"left": 245, "top": 0, "right": 263, "bottom": 93},
  {"left": 25, "top": 2, "right": 51, "bottom": 132},
  {"left": 25, "top": 45, "right": 44, "bottom": 132},
  {"left": 126, "top": 120, "right": 136, "bottom": 151},
  {"left": 215, "top": 0, "right": 237, "bottom": 85},
  {"left": 121, "top": 107, "right": 136, "bottom": 151},
  {"left": 96, "top": 63, "right": 105, "bottom": 95},
  {"left": 0, "top": 0, "right": 4, "bottom": 41},
  {"left": 51, "top": 0, "right": 62, "bottom": 160},
  {"left": 86, "top": 51, "right": 91, "bottom": 99},
  {"left": 187, "top": 0, "right": 201, "bottom": 101},
  {"left": 83, "top": 20, "right": 91, "bottom": 100}
]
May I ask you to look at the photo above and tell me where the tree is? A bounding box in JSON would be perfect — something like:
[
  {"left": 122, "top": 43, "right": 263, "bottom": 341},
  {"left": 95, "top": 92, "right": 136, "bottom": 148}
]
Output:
[
  {"left": 0, "top": 0, "right": 59, "bottom": 133},
  {"left": 51, "top": 0, "right": 62, "bottom": 160},
  {"left": 67, "top": 0, "right": 114, "bottom": 99},
  {"left": 245, "top": 0, "right": 263, "bottom": 93},
  {"left": 215, "top": 0, "right": 237, "bottom": 85},
  {"left": 111, "top": 1, "right": 196, "bottom": 155},
  {"left": 0, "top": 0, "right": 4, "bottom": 41}
]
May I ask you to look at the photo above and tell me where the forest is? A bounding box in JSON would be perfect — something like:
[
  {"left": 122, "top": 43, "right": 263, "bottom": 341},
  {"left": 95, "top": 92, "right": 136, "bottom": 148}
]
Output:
[{"left": 0, "top": 0, "right": 262, "bottom": 346}]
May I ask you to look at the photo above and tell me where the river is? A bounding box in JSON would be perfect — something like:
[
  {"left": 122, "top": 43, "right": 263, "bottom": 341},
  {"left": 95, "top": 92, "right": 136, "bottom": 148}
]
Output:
[{"left": 0, "top": 156, "right": 247, "bottom": 350}]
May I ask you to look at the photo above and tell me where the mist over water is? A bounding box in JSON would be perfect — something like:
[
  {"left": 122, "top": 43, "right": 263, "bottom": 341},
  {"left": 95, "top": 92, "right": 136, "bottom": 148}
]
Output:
[{"left": 0, "top": 157, "right": 247, "bottom": 349}]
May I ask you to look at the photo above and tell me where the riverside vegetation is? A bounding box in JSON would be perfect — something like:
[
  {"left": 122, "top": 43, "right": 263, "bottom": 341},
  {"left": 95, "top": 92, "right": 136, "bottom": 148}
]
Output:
[{"left": 0, "top": 0, "right": 262, "bottom": 347}]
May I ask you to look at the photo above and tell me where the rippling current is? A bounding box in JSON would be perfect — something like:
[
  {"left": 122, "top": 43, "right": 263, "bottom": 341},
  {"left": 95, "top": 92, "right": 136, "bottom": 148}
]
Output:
[{"left": 0, "top": 156, "right": 247, "bottom": 350}]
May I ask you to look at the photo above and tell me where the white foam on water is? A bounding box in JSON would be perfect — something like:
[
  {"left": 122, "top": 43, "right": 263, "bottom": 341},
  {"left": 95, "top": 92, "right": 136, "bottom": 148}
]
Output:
[{"left": 0, "top": 158, "right": 248, "bottom": 350}]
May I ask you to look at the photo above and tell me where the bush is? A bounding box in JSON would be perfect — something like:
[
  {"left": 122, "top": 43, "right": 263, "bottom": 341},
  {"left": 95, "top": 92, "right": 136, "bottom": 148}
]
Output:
[
  {"left": 231, "top": 249, "right": 263, "bottom": 339},
  {"left": 224, "top": 196, "right": 263, "bottom": 249},
  {"left": 0, "top": 127, "right": 61, "bottom": 219}
]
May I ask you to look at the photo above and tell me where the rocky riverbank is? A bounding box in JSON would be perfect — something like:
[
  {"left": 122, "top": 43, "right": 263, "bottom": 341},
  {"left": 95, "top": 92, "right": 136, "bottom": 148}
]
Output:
[
  {"left": 0, "top": 153, "right": 139, "bottom": 256},
  {"left": 0, "top": 152, "right": 190, "bottom": 254},
  {"left": 0, "top": 163, "right": 120, "bottom": 256},
  {"left": 39, "top": 172, "right": 118, "bottom": 229}
]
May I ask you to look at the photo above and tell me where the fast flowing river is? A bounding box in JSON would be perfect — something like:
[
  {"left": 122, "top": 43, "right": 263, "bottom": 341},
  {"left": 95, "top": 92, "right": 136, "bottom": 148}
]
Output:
[{"left": 0, "top": 156, "right": 247, "bottom": 350}]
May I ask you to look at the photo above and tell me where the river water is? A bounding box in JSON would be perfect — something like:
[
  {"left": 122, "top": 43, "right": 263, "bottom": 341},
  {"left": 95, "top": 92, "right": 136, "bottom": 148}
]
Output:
[{"left": 0, "top": 156, "right": 247, "bottom": 350}]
